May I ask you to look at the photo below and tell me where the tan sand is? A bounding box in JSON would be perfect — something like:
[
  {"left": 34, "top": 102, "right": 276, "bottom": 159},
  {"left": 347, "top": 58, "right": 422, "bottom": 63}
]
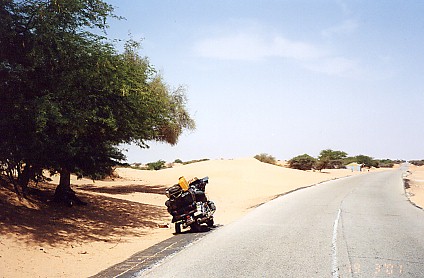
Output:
[
  {"left": 405, "top": 165, "right": 424, "bottom": 208},
  {"left": 0, "top": 158, "right": 392, "bottom": 278}
]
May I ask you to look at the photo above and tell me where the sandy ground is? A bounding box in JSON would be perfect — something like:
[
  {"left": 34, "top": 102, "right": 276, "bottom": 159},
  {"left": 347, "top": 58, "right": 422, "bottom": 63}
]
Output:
[
  {"left": 0, "top": 158, "right": 395, "bottom": 277},
  {"left": 404, "top": 164, "right": 424, "bottom": 209}
]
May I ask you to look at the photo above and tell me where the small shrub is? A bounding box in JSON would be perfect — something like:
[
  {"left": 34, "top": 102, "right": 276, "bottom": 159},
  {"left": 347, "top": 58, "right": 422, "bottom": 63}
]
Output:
[
  {"left": 379, "top": 162, "right": 394, "bottom": 168},
  {"left": 254, "top": 153, "right": 277, "bottom": 165},
  {"left": 146, "top": 160, "right": 166, "bottom": 170}
]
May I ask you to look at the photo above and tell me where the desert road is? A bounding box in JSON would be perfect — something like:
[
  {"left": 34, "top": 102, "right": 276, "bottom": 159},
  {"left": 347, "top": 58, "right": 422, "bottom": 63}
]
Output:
[{"left": 136, "top": 167, "right": 424, "bottom": 277}]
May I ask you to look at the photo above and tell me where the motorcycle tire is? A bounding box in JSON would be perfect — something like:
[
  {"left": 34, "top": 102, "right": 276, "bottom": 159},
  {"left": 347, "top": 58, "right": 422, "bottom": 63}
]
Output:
[
  {"left": 206, "top": 219, "right": 214, "bottom": 227},
  {"left": 190, "top": 222, "right": 201, "bottom": 232},
  {"left": 175, "top": 223, "right": 181, "bottom": 234}
]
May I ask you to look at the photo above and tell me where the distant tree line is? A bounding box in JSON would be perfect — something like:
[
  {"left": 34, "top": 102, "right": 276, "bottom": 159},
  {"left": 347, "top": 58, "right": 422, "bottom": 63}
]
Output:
[
  {"left": 127, "top": 158, "right": 210, "bottom": 171},
  {"left": 409, "top": 160, "right": 424, "bottom": 166},
  {"left": 288, "top": 149, "right": 404, "bottom": 171}
]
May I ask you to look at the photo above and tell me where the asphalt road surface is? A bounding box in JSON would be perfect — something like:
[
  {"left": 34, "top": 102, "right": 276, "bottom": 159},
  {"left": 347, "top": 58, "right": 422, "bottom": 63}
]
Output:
[{"left": 138, "top": 168, "right": 424, "bottom": 277}]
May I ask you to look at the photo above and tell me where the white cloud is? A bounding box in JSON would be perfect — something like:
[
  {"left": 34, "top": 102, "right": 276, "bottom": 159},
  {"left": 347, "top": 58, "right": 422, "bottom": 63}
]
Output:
[
  {"left": 194, "top": 32, "right": 325, "bottom": 61},
  {"left": 194, "top": 33, "right": 267, "bottom": 61},
  {"left": 321, "top": 19, "right": 359, "bottom": 37},
  {"left": 193, "top": 27, "right": 371, "bottom": 79},
  {"left": 270, "top": 37, "right": 325, "bottom": 60}
]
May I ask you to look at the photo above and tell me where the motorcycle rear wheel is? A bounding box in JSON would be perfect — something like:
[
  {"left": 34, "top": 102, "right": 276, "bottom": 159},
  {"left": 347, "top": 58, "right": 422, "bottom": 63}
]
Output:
[{"left": 206, "top": 219, "right": 214, "bottom": 227}]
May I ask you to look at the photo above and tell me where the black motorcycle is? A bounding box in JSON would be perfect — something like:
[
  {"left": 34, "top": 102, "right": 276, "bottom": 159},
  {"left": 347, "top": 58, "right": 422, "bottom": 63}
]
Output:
[{"left": 165, "top": 177, "right": 216, "bottom": 234}]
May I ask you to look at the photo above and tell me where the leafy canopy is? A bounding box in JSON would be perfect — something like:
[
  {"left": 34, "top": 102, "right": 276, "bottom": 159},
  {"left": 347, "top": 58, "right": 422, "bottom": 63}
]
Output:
[
  {"left": 288, "top": 154, "right": 316, "bottom": 170},
  {"left": 0, "top": 0, "right": 195, "bottom": 195}
]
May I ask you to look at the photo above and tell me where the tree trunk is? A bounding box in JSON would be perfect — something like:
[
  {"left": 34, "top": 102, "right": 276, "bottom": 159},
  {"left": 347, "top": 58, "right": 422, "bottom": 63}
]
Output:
[
  {"left": 59, "top": 169, "right": 71, "bottom": 189},
  {"left": 53, "top": 169, "right": 86, "bottom": 206},
  {"left": 18, "top": 164, "right": 33, "bottom": 197}
]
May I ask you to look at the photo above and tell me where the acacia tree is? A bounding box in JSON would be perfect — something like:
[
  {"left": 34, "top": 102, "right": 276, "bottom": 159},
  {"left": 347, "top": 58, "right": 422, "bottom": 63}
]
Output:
[
  {"left": 0, "top": 0, "right": 195, "bottom": 203},
  {"left": 354, "top": 155, "right": 376, "bottom": 168},
  {"left": 0, "top": 0, "right": 48, "bottom": 195},
  {"left": 316, "top": 149, "right": 347, "bottom": 171},
  {"left": 288, "top": 154, "right": 316, "bottom": 170}
]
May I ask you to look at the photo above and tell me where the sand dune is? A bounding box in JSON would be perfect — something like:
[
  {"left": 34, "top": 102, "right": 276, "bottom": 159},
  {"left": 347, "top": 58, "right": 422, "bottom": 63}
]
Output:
[
  {"left": 115, "top": 158, "right": 375, "bottom": 224},
  {"left": 0, "top": 158, "right": 394, "bottom": 278}
]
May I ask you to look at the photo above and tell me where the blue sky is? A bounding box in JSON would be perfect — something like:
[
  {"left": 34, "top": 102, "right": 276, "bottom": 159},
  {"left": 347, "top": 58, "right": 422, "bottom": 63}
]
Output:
[{"left": 105, "top": 0, "right": 424, "bottom": 163}]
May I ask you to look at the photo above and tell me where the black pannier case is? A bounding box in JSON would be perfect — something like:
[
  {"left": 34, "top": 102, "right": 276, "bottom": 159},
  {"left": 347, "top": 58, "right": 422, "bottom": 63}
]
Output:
[{"left": 166, "top": 184, "right": 182, "bottom": 199}]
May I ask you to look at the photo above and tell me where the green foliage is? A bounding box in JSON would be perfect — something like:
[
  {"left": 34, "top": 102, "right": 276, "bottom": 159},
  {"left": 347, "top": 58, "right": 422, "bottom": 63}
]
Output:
[
  {"left": 314, "top": 159, "right": 329, "bottom": 171},
  {"left": 343, "top": 156, "right": 398, "bottom": 168},
  {"left": 354, "top": 155, "right": 376, "bottom": 168},
  {"left": 317, "top": 149, "right": 347, "bottom": 170},
  {"left": 343, "top": 156, "right": 358, "bottom": 165},
  {"left": 286, "top": 149, "right": 403, "bottom": 172},
  {"left": 375, "top": 159, "right": 392, "bottom": 168},
  {"left": 146, "top": 160, "right": 166, "bottom": 171},
  {"left": 174, "top": 159, "right": 183, "bottom": 164},
  {"left": 288, "top": 154, "right": 316, "bottom": 170},
  {"left": 254, "top": 153, "right": 277, "bottom": 165},
  {"left": 0, "top": 0, "right": 195, "bottom": 196},
  {"left": 318, "top": 149, "right": 347, "bottom": 161},
  {"left": 1, "top": 0, "right": 120, "bottom": 192}
]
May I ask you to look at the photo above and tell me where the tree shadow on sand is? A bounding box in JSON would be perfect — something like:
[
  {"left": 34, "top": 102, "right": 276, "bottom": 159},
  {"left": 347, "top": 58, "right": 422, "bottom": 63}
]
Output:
[
  {"left": 0, "top": 182, "right": 169, "bottom": 246},
  {"left": 76, "top": 183, "right": 167, "bottom": 195}
]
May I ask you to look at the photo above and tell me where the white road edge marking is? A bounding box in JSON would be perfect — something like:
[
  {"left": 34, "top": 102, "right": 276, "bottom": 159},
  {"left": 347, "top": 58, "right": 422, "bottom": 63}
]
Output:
[{"left": 332, "top": 208, "right": 342, "bottom": 278}]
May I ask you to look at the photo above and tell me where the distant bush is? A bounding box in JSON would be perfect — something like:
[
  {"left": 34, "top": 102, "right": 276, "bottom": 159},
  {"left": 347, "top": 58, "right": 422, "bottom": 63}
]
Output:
[
  {"left": 375, "top": 159, "right": 395, "bottom": 168},
  {"left": 289, "top": 154, "right": 316, "bottom": 170},
  {"left": 342, "top": 157, "right": 402, "bottom": 169},
  {"left": 183, "top": 158, "right": 209, "bottom": 165},
  {"left": 379, "top": 162, "right": 394, "bottom": 168},
  {"left": 410, "top": 160, "right": 424, "bottom": 166},
  {"left": 146, "top": 160, "right": 166, "bottom": 170},
  {"left": 174, "top": 159, "right": 183, "bottom": 164},
  {"left": 254, "top": 153, "right": 277, "bottom": 165},
  {"left": 371, "top": 159, "right": 405, "bottom": 168}
]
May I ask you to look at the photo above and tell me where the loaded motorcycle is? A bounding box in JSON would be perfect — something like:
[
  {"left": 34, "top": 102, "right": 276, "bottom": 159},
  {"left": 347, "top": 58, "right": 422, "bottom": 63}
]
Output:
[{"left": 165, "top": 176, "right": 216, "bottom": 234}]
